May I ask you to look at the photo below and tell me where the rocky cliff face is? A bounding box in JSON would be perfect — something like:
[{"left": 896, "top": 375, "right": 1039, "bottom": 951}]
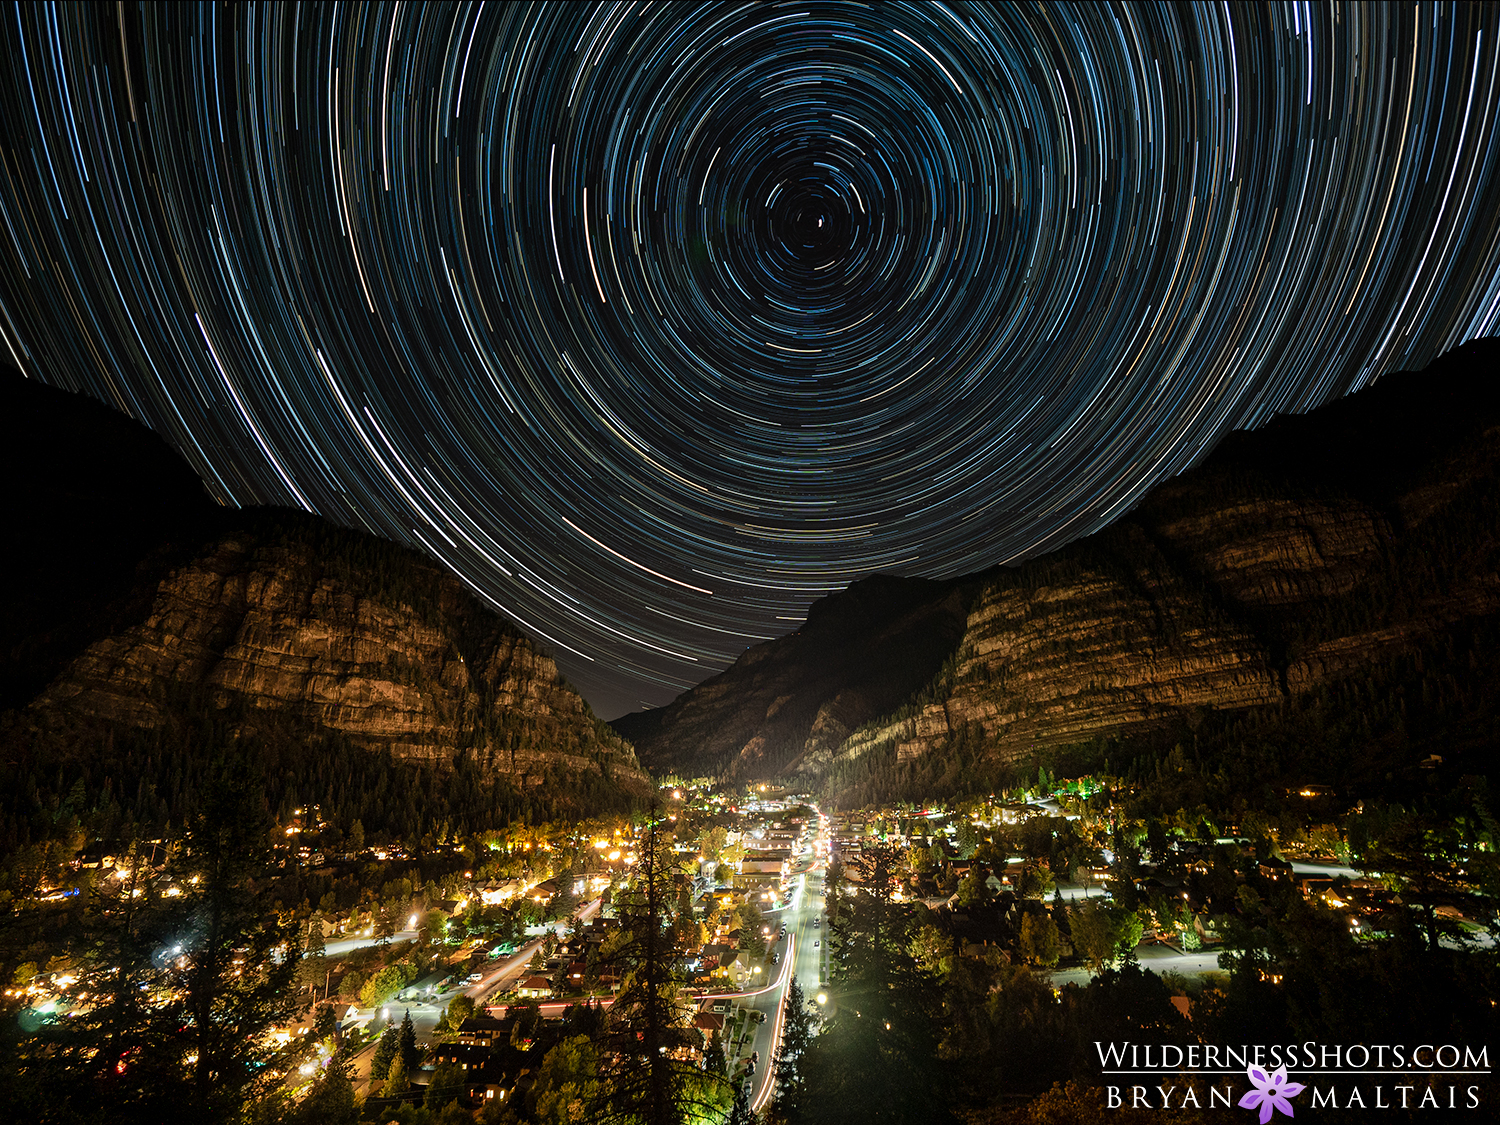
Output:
[
  {"left": 619, "top": 339, "right": 1500, "bottom": 787},
  {"left": 31, "top": 523, "right": 647, "bottom": 791},
  {"left": 830, "top": 525, "right": 1283, "bottom": 773},
  {"left": 1, "top": 371, "right": 648, "bottom": 805}
]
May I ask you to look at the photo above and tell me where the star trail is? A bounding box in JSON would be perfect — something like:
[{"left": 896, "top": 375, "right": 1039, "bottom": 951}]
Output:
[{"left": 3, "top": 3, "right": 1500, "bottom": 718}]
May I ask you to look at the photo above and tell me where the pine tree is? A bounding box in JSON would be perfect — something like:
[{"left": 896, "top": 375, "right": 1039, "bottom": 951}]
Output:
[
  {"left": 592, "top": 807, "right": 731, "bottom": 1124},
  {"left": 398, "top": 1009, "right": 420, "bottom": 1071},
  {"left": 376, "top": 899, "right": 398, "bottom": 943},
  {"left": 370, "top": 1022, "right": 399, "bottom": 1080},
  {"left": 313, "top": 1002, "right": 338, "bottom": 1043},
  {"left": 770, "top": 978, "right": 818, "bottom": 1120},
  {"left": 306, "top": 912, "right": 327, "bottom": 957},
  {"left": 726, "top": 1079, "right": 756, "bottom": 1125},
  {"left": 798, "top": 892, "right": 943, "bottom": 1124},
  {"left": 384, "top": 1054, "right": 410, "bottom": 1097},
  {"left": 673, "top": 879, "right": 699, "bottom": 952},
  {"left": 176, "top": 763, "right": 304, "bottom": 1121}
]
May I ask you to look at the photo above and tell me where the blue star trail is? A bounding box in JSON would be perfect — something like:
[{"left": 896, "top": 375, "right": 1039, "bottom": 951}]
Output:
[{"left": 2, "top": 3, "right": 1499, "bottom": 718}]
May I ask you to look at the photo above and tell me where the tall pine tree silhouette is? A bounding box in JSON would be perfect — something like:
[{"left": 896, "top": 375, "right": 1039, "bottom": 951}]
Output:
[{"left": 592, "top": 804, "right": 730, "bottom": 1124}]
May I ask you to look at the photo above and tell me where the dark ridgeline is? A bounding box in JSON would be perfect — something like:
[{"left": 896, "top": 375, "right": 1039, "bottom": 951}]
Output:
[
  {"left": 610, "top": 570, "right": 992, "bottom": 778},
  {"left": 0, "top": 367, "right": 650, "bottom": 856},
  {"left": 615, "top": 339, "right": 1500, "bottom": 805},
  {"left": 1, "top": 370, "right": 218, "bottom": 711}
]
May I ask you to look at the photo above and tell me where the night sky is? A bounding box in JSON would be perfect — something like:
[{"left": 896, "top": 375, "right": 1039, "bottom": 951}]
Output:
[{"left": 3, "top": 4, "right": 1500, "bottom": 719}]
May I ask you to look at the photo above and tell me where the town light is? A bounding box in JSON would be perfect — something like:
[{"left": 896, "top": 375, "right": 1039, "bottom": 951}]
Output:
[{"left": 816, "top": 992, "right": 828, "bottom": 1005}]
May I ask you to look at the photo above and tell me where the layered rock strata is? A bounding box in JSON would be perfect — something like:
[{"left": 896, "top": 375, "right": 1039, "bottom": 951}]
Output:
[
  {"left": 617, "top": 339, "right": 1500, "bottom": 782},
  {"left": 32, "top": 527, "right": 647, "bottom": 792}
]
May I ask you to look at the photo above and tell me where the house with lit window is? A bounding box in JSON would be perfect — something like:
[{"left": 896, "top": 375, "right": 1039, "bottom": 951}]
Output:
[{"left": 515, "top": 976, "right": 552, "bottom": 999}]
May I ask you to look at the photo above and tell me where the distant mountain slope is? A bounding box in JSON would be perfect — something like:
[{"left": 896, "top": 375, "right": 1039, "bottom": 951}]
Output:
[
  {"left": 617, "top": 339, "right": 1500, "bottom": 794},
  {"left": 612, "top": 572, "right": 990, "bottom": 777},
  {"left": 0, "top": 370, "right": 649, "bottom": 843}
]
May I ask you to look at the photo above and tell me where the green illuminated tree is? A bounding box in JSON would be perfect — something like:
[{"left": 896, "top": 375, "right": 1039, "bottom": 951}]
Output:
[
  {"left": 371, "top": 1022, "right": 400, "bottom": 1081},
  {"left": 290, "top": 1050, "right": 360, "bottom": 1125},
  {"left": 1019, "top": 912, "right": 1060, "bottom": 968},
  {"left": 529, "top": 1034, "right": 600, "bottom": 1124}
]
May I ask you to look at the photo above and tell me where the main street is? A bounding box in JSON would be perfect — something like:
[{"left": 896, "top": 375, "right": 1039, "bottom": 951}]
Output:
[
  {"left": 693, "top": 813, "right": 829, "bottom": 1114},
  {"left": 748, "top": 856, "right": 827, "bottom": 1112}
]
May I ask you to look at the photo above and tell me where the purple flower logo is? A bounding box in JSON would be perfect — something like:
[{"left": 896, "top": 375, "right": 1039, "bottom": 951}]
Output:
[{"left": 1240, "top": 1065, "right": 1305, "bottom": 1122}]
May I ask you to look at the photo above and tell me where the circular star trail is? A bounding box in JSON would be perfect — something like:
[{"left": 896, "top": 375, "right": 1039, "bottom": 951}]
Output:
[{"left": 3, "top": 3, "right": 1500, "bottom": 718}]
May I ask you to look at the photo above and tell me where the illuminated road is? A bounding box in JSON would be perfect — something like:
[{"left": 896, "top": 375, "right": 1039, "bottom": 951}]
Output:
[
  {"left": 322, "top": 928, "right": 416, "bottom": 957},
  {"left": 748, "top": 839, "right": 827, "bottom": 1111},
  {"left": 468, "top": 897, "right": 602, "bottom": 1004},
  {"left": 681, "top": 810, "right": 829, "bottom": 1114},
  {"left": 1051, "top": 942, "right": 1224, "bottom": 988}
]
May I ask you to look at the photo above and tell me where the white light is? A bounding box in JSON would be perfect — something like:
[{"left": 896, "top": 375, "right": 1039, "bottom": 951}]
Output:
[{"left": 409, "top": 914, "right": 418, "bottom": 928}]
